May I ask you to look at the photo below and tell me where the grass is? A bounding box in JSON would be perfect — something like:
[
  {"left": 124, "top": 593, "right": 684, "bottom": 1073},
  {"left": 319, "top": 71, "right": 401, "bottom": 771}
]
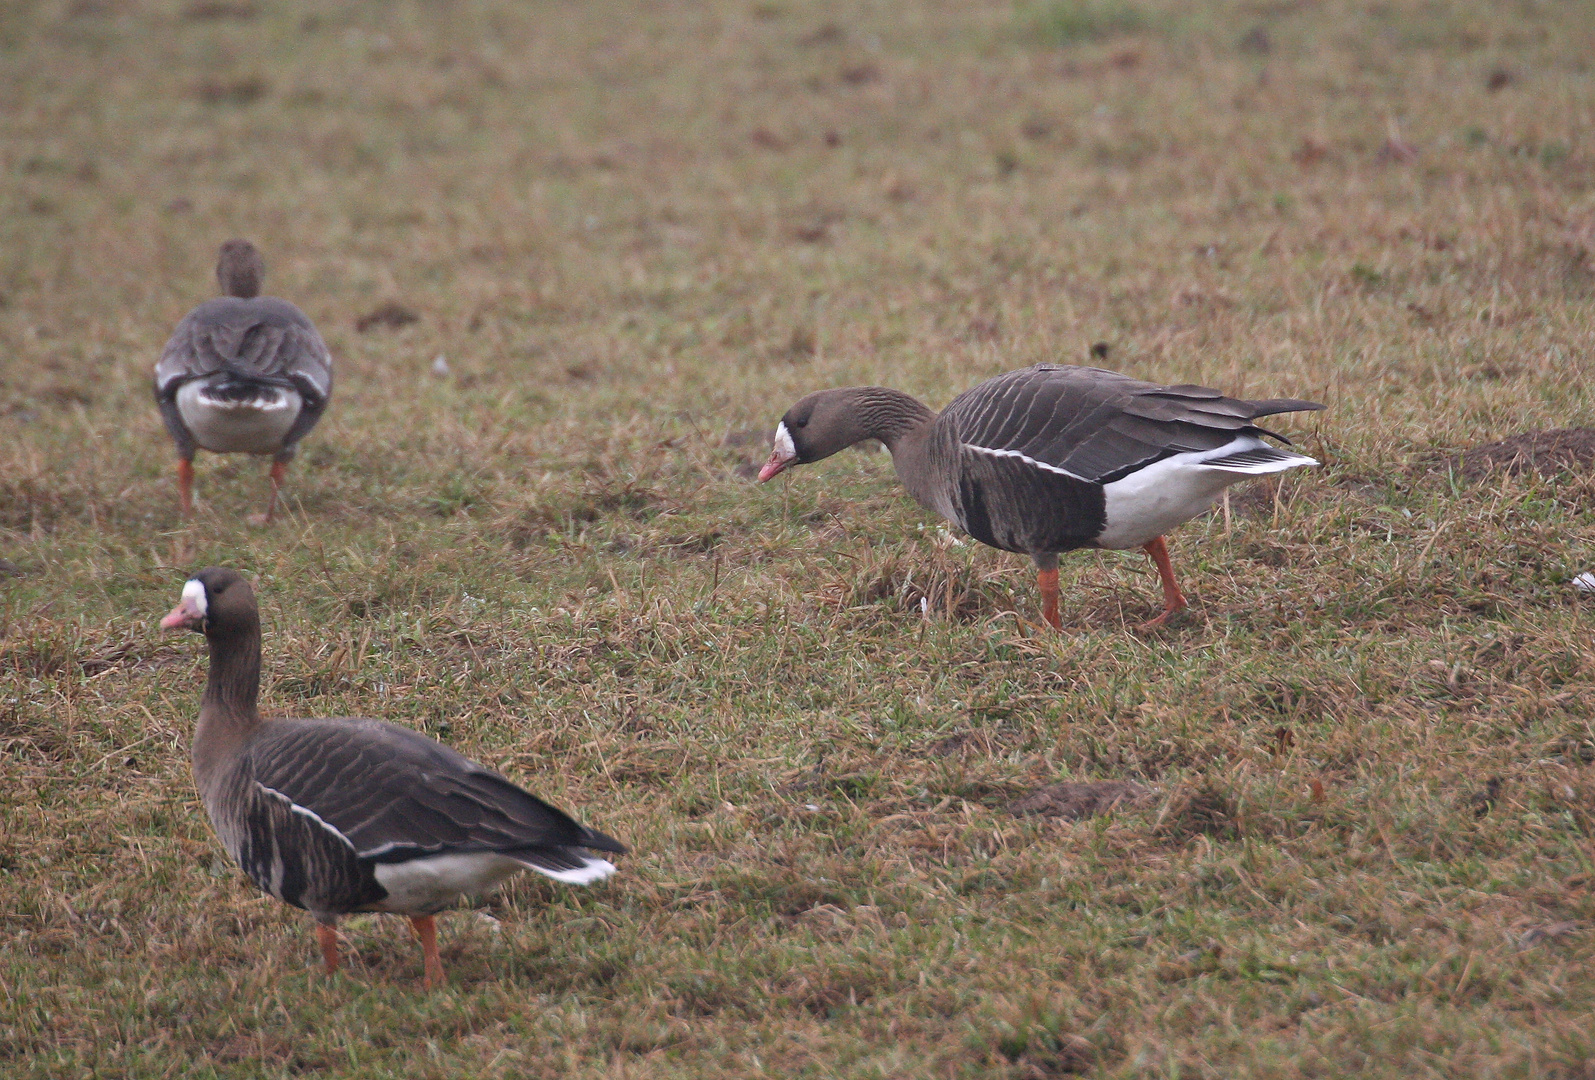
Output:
[{"left": 2, "top": 0, "right": 1594, "bottom": 1075}]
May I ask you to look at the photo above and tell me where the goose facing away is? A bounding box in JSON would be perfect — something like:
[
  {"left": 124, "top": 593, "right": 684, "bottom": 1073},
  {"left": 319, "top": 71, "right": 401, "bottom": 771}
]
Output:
[
  {"left": 153, "top": 241, "right": 333, "bottom": 524},
  {"left": 758, "top": 364, "right": 1325, "bottom": 629},
  {"left": 160, "top": 568, "right": 625, "bottom": 988}
]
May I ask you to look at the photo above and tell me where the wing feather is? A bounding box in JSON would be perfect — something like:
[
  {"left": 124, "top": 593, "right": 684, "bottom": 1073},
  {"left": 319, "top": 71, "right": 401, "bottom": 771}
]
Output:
[
  {"left": 154, "top": 297, "right": 332, "bottom": 405},
  {"left": 240, "top": 719, "right": 625, "bottom": 865}
]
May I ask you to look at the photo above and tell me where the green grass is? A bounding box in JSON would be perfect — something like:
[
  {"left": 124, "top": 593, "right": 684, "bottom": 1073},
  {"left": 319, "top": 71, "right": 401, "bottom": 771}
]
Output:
[{"left": 3, "top": 0, "right": 1595, "bottom": 1076}]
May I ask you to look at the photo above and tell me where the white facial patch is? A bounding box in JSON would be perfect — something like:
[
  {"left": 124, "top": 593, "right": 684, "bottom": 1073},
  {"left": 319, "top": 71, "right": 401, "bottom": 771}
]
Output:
[
  {"left": 772, "top": 421, "right": 796, "bottom": 460},
  {"left": 182, "top": 579, "right": 207, "bottom": 617}
]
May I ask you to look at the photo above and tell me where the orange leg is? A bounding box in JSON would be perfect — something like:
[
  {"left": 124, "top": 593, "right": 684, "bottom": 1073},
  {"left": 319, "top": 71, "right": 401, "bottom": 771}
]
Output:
[
  {"left": 176, "top": 459, "right": 195, "bottom": 517},
  {"left": 250, "top": 460, "right": 290, "bottom": 526},
  {"left": 410, "top": 915, "right": 443, "bottom": 989},
  {"left": 316, "top": 922, "right": 341, "bottom": 976},
  {"left": 264, "top": 459, "right": 289, "bottom": 523},
  {"left": 1136, "top": 535, "right": 1187, "bottom": 630},
  {"left": 1037, "top": 567, "right": 1062, "bottom": 631}
]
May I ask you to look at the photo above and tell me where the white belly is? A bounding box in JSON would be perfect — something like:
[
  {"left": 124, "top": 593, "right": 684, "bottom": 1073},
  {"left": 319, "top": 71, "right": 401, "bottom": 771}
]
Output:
[
  {"left": 1094, "top": 436, "right": 1318, "bottom": 549},
  {"left": 176, "top": 380, "right": 302, "bottom": 455},
  {"left": 370, "top": 850, "right": 619, "bottom": 913},
  {"left": 372, "top": 853, "right": 531, "bottom": 914}
]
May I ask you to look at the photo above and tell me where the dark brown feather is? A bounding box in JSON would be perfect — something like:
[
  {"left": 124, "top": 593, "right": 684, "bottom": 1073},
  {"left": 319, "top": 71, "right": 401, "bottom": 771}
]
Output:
[{"left": 240, "top": 718, "right": 625, "bottom": 863}]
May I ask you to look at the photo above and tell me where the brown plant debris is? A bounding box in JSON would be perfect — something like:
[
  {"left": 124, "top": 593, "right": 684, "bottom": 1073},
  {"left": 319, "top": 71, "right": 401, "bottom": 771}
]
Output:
[
  {"left": 1011, "top": 1033, "right": 1097, "bottom": 1077},
  {"left": 1468, "top": 776, "right": 1504, "bottom": 816},
  {"left": 193, "top": 77, "right": 268, "bottom": 106},
  {"left": 1518, "top": 921, "right": 1579, "bottom": 950},
  {"left": 182, "top": 1, "right": 257, "bottom": 18},
  {"left": 1007, "top": 780, "right": 1153, "bottom": 820},
  {"left": 355, "top": 302, "right": 421, "bottom": 333}
]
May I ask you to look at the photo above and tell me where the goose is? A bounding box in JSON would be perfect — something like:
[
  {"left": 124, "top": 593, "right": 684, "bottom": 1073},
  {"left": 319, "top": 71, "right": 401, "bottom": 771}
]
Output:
[
  {"left": 758, "top": 363, "right": 1324, "bottom": 629},
  {"left": 153, "top": 240, "right": 333, "bottom": 524},
  {"left": 159, "top": 567, "right": 625, "bottom": 988}
]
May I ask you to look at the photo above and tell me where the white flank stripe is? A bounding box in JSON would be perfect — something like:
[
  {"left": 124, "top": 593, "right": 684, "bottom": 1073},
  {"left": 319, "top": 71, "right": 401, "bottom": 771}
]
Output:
[
  {"left": 357, "top": 840, "right": 405, "bottom": 860},
  {"left": 256, "top": 783, "right": 357, "bottom": 852},
  {"left": 961, "top": 442, "right": 1090, "bottom": 482}
]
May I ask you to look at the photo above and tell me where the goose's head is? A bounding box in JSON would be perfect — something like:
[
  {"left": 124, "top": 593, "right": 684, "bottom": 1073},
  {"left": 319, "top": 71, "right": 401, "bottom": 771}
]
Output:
[
  {"left": 160, "top": 567, "right": 256, "bottom": 635},
  {"left": 215, "top": 240, "right": 266, "bottom": 300}
]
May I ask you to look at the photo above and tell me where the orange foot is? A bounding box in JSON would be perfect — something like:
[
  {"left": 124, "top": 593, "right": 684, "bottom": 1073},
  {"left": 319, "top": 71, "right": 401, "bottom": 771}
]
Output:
[{"left": 1134, "top": 536, "right": 1187, "bottom": 632}]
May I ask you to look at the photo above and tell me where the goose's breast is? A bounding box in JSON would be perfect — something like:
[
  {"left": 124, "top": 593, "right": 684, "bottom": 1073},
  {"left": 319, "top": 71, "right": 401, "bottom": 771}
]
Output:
[{"left": 176, "top": 378, "right": 302, "bottom": 455}]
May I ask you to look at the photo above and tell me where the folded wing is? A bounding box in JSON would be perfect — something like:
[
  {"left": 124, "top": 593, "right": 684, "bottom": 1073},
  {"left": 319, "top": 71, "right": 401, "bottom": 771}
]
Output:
[
  {"left": 154, "top": 297, "right": 332, "bottom": 410},
  {"left": 240, "top": 718, "right": 627, "bottom": 874},
  {"left": 943, "top": 364, "right": 1322, "bottom": 484}
]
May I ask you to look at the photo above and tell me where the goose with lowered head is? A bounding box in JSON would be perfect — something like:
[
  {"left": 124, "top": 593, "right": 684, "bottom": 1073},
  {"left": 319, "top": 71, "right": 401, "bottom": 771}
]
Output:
[
  {"left": 160, "top": 567, "right": 625, "bottom": 988},
  {"left": 758, "top": 363, "right": 1324, "bottom": 629}
]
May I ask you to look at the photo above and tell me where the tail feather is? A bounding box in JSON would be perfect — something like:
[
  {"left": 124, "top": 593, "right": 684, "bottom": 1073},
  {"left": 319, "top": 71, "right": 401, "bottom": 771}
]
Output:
[
  {"left": 1245, "top": 397, "right": 1325, "bottom": 419},
  {"left": 508, "top": 847, "right": 619, "bottom": 886},
  {"left": 1202, "top": 446, "right": 1318, "bottom": 474}
]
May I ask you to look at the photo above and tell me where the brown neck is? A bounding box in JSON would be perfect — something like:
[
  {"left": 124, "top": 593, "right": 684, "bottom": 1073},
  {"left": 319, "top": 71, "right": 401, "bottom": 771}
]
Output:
[
  {"left": 844, "top": 388, "right": 943, "bottom": 513},
  {"left": 851, "top": 387, "right": 937, "bottom": 450},
  {"left": 193, "top": 614, "right": 263, "bottom": 780}
]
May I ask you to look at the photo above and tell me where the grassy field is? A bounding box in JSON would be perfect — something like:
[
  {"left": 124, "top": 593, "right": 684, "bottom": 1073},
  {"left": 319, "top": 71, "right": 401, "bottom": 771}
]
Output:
[{"left": 3, "top": 0, "right": 1595, "bottom": 1075}]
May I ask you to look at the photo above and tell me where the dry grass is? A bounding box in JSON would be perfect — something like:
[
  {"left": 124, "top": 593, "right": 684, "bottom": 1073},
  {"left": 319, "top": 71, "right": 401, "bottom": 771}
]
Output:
[{"left": 2, "top": 0, "right": 1594, "bottom": 1076}]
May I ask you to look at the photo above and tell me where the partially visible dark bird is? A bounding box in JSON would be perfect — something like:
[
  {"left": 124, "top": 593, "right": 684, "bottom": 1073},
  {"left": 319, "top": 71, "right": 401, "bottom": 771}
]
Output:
[{"left": 154, "top": 240, "right": 333, "bottom": 523}]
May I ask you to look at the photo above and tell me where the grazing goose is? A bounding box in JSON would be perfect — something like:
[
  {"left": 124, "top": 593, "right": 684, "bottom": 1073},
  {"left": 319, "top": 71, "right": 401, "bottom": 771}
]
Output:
[
  {"left": 759, "top": 364, "right": 1324, "bottom": 629},
  {"left": 160, "top": 567, "right": 625, "bottom": 988},
  {"left": 154, "top": 240, "right": 333, "bottom": 524}
]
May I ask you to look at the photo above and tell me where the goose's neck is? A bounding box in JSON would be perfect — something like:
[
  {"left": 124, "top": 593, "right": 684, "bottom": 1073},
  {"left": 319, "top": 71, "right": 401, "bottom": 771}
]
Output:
[
  {"left": 193, "top": 617, "right": 263, "bottom": 781},
  {"left": 854, "top": 387, "right": 937, "bottom": 450},
  {"left": 854, "top": 388, "right": 939, "bottom": 509}
]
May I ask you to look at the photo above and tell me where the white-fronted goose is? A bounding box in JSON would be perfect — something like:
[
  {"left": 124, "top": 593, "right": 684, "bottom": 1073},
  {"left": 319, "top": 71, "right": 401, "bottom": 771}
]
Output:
[
  {"left": 759, "top": 364, "right": 1324, "bottom": 629},
  {"left": 160, "top": 567, "right": 625, "bottom": 988},
  {"left": 153, "top": 241, "right": 333, "bottom": 524}
]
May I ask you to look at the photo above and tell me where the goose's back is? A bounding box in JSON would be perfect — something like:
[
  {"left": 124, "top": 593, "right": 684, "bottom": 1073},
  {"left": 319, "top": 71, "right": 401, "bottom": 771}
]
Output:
[
  {"left": 156, "top": 297, "right": 332, "bottom": 403},
  {"left": 241, "top": 717, "right": 618, "bottom": 860}
]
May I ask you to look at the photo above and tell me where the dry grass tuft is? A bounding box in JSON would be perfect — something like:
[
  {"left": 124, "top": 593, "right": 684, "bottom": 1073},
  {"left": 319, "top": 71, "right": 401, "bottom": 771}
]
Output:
[
  {"left": 355, "top": 301, "right": 422, "bottom": 334},
  {"left": 1155, "top": 783, "right": 1241, "bottom": 842}
]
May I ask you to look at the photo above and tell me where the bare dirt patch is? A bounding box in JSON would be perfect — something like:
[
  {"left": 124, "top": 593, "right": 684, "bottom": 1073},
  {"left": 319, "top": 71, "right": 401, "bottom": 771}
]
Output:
[{"left": 1441, "top": 428, "right": 1595, "bottom": 480}]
